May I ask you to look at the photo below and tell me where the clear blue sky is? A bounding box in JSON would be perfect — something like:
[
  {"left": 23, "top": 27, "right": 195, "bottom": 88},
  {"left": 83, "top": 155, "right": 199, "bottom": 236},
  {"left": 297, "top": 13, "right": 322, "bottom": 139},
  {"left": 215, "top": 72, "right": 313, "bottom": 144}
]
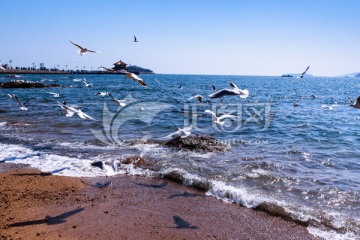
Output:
[{"left": 1, "top": 0, "right": 359, "bottom": 76}]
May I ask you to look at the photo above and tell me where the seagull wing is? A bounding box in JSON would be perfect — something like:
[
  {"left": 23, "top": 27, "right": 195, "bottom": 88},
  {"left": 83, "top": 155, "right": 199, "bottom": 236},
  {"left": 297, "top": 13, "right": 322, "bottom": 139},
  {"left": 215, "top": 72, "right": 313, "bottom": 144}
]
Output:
[
  {"left": 86, "top": 49, "right": 103, "bottom": 53},
  {"left": 77, "top": 110, "right": 97, "bottom": 121},
  {"left": 69, "top": 41, "right": 84, "bottom": 50},
  {"left": 126, "top": 73, "right": 148, "bottom": 87},
  {"left": 302, "top": 66, "right": 310, "bottom": 75},
  {"left": 12, "top": 95, "right": 26, "bottom": 108},
  {"left": 230, "top": 82, "right": 240, "bottom": 90},
  {"left": 357, "top": 96, "right": 360, "bottom": 105},
  {"left": 205, "top": 109, "right": 217, "bottom": 118},
  {"left": 212, "top": 84, "right": 216, "bottom": 92},
  {"left": 100, "top": 66, "right": 114, "bottom": 71}
]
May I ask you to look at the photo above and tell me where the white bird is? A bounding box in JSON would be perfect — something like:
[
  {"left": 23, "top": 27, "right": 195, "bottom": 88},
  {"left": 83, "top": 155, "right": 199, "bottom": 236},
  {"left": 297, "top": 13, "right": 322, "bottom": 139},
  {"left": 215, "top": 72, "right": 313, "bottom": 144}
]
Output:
[
  {"left": 188, "top": 95, "right": 203, "bottom": 103},
  {"left": 297, "top": 66, "right": 310, "bottom": 79},
  {"left": 46, "top": 92, "right": 60, "bottom": 98},
  {"left": 57, "top": 101, "right": 97, "bottom": 121},
  {"left": 204, "top": 109, "right": 238, "bottom": 125},
  {"left": 108, "top": 93, "right": 132, "bottom": 107},
  {"left": 82, "top": 79, "right": 93, "bottom": 87},
  {"left": 351, "top": 96, "right": 360, "bottom": 109},
  {"left": 94, "top": 92, "right": 109, "bottom": 97},
  {"left": 0, "top": 65, "right": 5, "bottom": 70},
  {"left": 162, "top": 125, "right": 193, "bottom": 140},
  {"left": 69, "top": 40, "right": 103, "bottom": 56},
  {"left": 155, "top": 78, "right": 162, "bottom": 85},
  {"left": 321, "top": 102, "right": 339, "bottom": 110},
  {"left": 208, "top": 82, "right": 249, "bottom": 99},
  {"left": 100, "top": 66, "right": 115, "bottom": 72},
  {"left": 123, "top": 71, "right": 148, "bottom": 88},
  {"left": 7, "top": 94, "right": 31, "bottom": 110}
]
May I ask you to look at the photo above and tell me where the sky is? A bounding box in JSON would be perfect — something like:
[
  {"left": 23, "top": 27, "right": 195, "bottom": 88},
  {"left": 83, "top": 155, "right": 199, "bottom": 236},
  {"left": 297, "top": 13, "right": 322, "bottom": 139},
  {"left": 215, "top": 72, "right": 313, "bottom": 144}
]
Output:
[{"left": 1, "top": 0, "right": 359, "bottom": 76}]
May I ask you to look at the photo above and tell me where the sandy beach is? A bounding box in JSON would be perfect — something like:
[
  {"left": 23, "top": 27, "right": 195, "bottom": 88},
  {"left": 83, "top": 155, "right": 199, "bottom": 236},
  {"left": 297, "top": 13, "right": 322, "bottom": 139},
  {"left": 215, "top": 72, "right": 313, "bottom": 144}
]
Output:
[{"left": 0, "top": 163, "right": 317, "bottom": 240}]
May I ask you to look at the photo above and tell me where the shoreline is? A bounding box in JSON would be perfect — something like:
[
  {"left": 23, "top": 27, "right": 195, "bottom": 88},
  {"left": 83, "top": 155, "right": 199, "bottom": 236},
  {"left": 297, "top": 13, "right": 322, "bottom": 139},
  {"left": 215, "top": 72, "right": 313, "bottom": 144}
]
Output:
[{"left": 0, "top": 163, "right": 317, "bottom": 239}]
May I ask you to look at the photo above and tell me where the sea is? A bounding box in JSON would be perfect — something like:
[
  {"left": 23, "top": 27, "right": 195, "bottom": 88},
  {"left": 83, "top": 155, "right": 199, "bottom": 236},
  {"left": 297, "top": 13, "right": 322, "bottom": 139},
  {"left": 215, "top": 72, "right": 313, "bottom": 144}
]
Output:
[{"left": 0, "top": 74, "right": 359, "bottom": 239}]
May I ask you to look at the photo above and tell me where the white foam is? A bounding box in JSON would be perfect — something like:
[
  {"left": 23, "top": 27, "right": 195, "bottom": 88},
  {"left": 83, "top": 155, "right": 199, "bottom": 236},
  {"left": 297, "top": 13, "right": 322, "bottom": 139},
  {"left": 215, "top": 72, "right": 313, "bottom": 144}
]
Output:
[
  {"left": 0, "top": 143, "right": 116, "bottom": 177},
  {"left": 0, "top": 122, "right": 7, "bottom": 127},
  {"left": 307, "top": 226, "right": 358, "bottom": 240}
]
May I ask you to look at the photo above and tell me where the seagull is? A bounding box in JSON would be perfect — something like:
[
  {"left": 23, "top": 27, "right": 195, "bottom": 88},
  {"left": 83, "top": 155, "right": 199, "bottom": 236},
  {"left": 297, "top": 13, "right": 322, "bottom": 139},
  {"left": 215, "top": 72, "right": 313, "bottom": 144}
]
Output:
[
  {"left": 179, "top": 84, "right": 183, "bottom": 89},
  {"left": 350, "top": 96, "right": 360, "bottom": 109},
  {"left": 69, "top": 40, "right": 103, "bottom": 56},
  {"left": 155, "top": 78, "right": 162, "bottom": 85},
  {"left": 57, "top": 101, "right": 97, "bottom": 121},
  {"left": 46, "top": 92, "right": 60, "bottom": 98},
  {"left": 204, "top": 109, "right": 238, "bottom": 125},
  {"left": 321, "top": 102, "right": 339, "bottom": 110},
  {"left": 0, "top": 65, "right": 5, "bottom": 70},
  {"left": 188, "top": 95, "right": 203, "bottom": 103},
  {"left": 82, "top": 79, "right": 93, "bottom": 87},
  {"left": 297, "top": 66, "right": 310, "bottom": 78},
  {"left": 123, "top": 71, "right": 148, "bottom": 88},
  {"left": 208, "top": 82, "right": 249, "bottom": 99},
  {"left": 108, "top": 93, "right": 132, "bottom": 107},
  {"left": 133, "top": 35, "right": 138, "bottom": 42},
  {"left": 100, "top": 66, "right": 115, "bottom": 72},
  {"left": 94, "top": 92, "right": 109, "bottom": 97},
  {"left": 7, "top": 94, "right": 31, "bottom": 110},
  {"left": 161, "top": 125, "right": 193, "bottom": 140}
]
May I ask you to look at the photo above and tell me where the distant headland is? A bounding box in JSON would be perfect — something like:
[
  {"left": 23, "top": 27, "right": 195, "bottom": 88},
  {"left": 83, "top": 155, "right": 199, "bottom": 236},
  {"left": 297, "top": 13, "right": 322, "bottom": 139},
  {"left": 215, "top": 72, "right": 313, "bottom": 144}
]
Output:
[{"left": 0, "top": 60, "right": 154, "bottom": 75}]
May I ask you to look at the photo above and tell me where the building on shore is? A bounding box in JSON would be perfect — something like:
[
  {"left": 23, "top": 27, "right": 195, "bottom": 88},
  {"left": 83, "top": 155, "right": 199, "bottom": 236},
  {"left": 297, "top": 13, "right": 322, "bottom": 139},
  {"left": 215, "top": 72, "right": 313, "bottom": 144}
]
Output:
[{"left": 112, "top": 60, "right": 128, "bottom": 71}]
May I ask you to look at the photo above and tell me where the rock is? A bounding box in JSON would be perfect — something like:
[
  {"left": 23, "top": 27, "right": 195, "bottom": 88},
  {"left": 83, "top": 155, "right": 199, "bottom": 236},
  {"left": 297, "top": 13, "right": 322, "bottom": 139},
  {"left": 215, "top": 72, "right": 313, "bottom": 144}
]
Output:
[
  {"left": 121, "top": 156, "right": 147, "bottom": 167},
  {"left": 0, "top": 81, "right": 60, "bottom": 88},
  {"left": 163, "top": 170, "right": 185, "bottom": 184},
  {"left": 165, "top": 135, "right": 227, "bottom": 152}
]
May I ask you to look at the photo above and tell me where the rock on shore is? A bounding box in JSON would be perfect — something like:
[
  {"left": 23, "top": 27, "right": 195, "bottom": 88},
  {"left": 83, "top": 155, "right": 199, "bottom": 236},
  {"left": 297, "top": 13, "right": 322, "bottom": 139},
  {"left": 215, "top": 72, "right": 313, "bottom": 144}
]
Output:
[
  {"left": 0, "top": 81, "right": 60, "bottom": 88},
  {"left": 165, "top": 135, "right": 228, "bottom": 152}
]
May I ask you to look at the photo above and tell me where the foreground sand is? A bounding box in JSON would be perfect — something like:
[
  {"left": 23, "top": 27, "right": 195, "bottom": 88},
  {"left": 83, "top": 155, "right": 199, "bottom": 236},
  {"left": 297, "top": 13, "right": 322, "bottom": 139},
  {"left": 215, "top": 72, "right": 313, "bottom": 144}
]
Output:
[{"left": 0, "top": 164, "right": 317, "bottom": 240}]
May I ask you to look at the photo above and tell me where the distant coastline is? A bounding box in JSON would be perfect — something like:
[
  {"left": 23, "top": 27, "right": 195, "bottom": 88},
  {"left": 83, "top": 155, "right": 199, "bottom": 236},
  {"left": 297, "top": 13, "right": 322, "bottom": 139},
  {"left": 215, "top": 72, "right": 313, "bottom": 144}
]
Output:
[{"left": 0, "top": 69, "right": 154, "bottom": 75}]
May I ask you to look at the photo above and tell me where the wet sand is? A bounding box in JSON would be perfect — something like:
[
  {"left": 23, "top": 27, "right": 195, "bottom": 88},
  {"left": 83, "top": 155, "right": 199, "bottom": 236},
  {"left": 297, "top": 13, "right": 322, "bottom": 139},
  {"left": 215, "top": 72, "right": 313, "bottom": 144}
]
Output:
[{"left": 0, "top": 163, "right": 317, "bottom": 240}]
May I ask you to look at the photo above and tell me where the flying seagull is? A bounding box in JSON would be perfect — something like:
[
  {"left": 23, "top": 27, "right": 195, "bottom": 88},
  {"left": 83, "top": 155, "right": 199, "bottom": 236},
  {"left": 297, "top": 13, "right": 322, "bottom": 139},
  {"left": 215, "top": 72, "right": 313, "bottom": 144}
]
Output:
[
  {"left": 100, "top": 66, "right": 114, "bottom": 72},
  {"left": 69, "top": 40, "right": 103, "bottom": 56},
  {"left": 7, "top": 94, "right": 31, "bottom": 110},
  {"left": 46, "top": 92, "right": 60, "bottom": 98},
  {"left": 297, "top": 66, "right": 310, "bottom": 78},
  {"left": 188, "top": 95, "right": 203, "bottom": 103},
  {"left": 123, "top": 71, "right": 148, "bottom": 88},
  {"left": 133, "top": 35, "right": 138, "bottom": 42},
  {"left": 57, "top": 101, "right": 97, "bottom": 121},
  {"left": 350, "top": 96, "right": 360, "bottom": 109},
  {"left": 161, "top": 125, "right": 193, "bottom": 140},
  {"left": 208, "top": 82, "right": 249, "bottom": 99},
  {"left": 94, "top": 92, "right": 109, "bottom": 97},
  {"left": 204, "top": 109, "right": 238, "bottom": 125},
  {"left": 82, "top": 79, "right": 93, "bottom": 87},
  {"left": 108, "top": 93, "right": 132, "bottom": 107}
]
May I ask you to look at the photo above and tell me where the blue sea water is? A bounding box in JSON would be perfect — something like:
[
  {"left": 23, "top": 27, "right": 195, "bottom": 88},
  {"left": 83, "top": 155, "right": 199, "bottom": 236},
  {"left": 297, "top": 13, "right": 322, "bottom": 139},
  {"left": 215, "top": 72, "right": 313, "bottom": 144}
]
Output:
[{"left": 1, "top": 74, "right": 360, "bottom": 239}]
